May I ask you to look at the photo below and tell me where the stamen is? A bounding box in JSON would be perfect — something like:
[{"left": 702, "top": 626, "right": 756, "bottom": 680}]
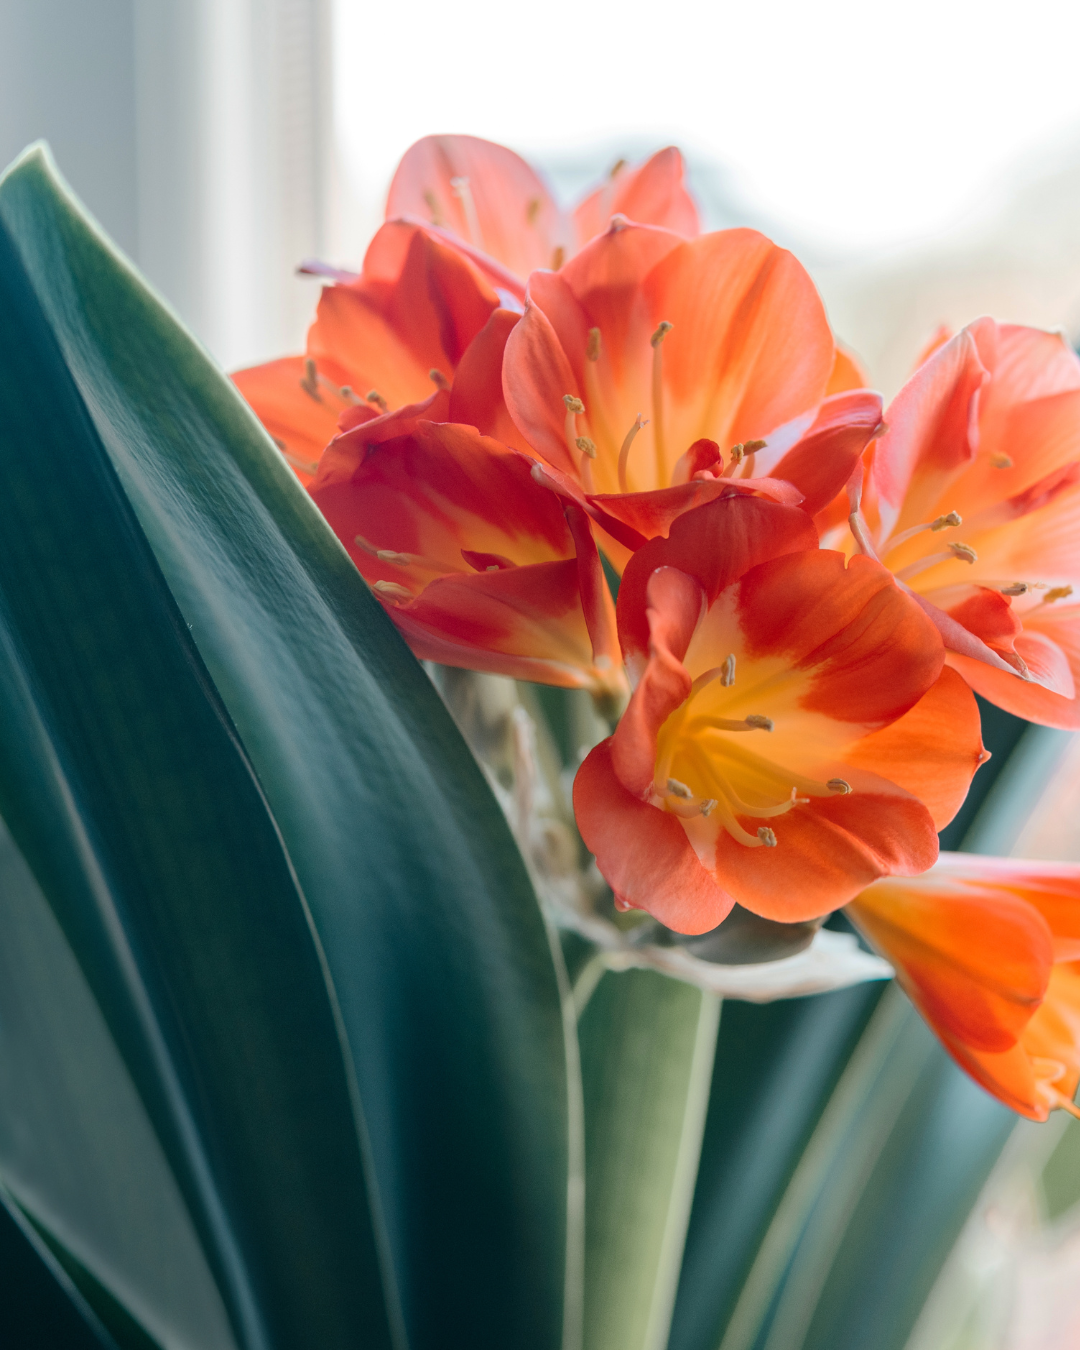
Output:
[
  {"left": 576, "top": 436, "right": 597, "bottom": 459},
  {"left": 617, "top": 414, "right": 648, "bottom": 493},
  {"left": 847, "top": 470, "right": 880, "bottom": 560},
  {"left": 721, "top": 653, "right": 736, "bottom": 686},
  {"left": 610, "top": 157, "right": 627, "bottom": 179},
  {"left": 740, "top": 438, "right": 767, "bottom": 475},
  {"left": 373, "top": 580, "right": 413, "bottom": 601},
  {"left": 757, "top": 827, "right": 777, "bottom": 847},
  {"left": 564, "top": 395, "right": 585, "bottom": 414},
  {"left": 366, "top": 389, "right": 389, "bottom": 413},
  {"left": 422, "top": 189, "right": 445, "bottom": 227},
  {"left": 526, "top": 197, "right": 541, "bottom": 226},
  {"left": 896, "top": 542, "right": 977, "bottom": 580},
  {"left": 449, "top": 175, "right": 482, "bottom": 246},
  {"left": 651, "top": 321, "right": 673, "bottom": 487},
  {"left": 990, "top": 454, "right": 1014, "bottom": 469},
  {"left": 273, "top": 437, "right": 320, "bottom": 476},
  {"left": 710, "top": 715, "right": 774, "bottom": 732},
  {"left": 666, "top": 778, "right": 693, "bottom": 799},
  {"left": 1001, "top": 582, "right": 1030, "bottom": 596},
  {"left": 429, "top": 368, "right": 450, "bottom": 390},
  {"left": 354, "top": 535, "right": 448, "bottom": 572},
  {"left": 587, "top": 327, "right": 602, "bottom": 362},
  {"left": 339, "top": 385, "right": 360, "bottom": 404},
  {"left": 729, "top": 443, "right": 744, "bottom": 465},
  {"left": 1043, "top": 585, "right": 1074, "bottom": 604},
  {"left": 888, "top": 510, "right": 962, "bottom": 549},
  {"left": 551, "top": 246, "right": 565, "bottom": 270},
  {"left": 827, "top": 778, "right": 853, "bottom": 794},
  {"left": 700, "top": 799, "right": 717, "bottom": 816},
  {"left": 563, "top": 395, "right": 593, "bottom": 488},
  {"left": 300, "top": 357, "right": 320, "bottom": 400}
]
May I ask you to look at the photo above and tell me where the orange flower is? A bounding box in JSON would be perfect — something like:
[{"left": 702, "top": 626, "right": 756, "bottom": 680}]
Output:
[
  {"left": 848, "top": 854, "right": 1080, "bottom": 1120},
  {"left": 501, "top": 218, "right": 882, "bottom": 568},
  {"left": 309, "top": 418, "right": 625, "bottom": 698},
  {"left": 839, "top": 319, "right": 1080, "bottom": 728},
  {"left": 233, "top": 219, "right": 502, "bottom": 486},
  {"left": 572, "top": 496, "right": 985, "bottom": 933},
  {"left": 385, "top": 134, "right": 700, "bottom": 282}
]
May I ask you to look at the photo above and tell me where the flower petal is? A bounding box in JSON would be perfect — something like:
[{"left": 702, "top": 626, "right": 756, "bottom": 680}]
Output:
[
  {"left": 385, "top": 134, "right": 566, "bottom": 279},
  {"left": 232, "top": 355, "right": 339, "bottom": 485},
  {"left": 765, "top": 389, "right": 884, "bottom": 516},
  {"left": 574, "top": 739, "right": 734, "bottom": 934},
  {"left": 848, "top": 865, "right": 1054, "bottom": 1052},
  {"left": 448, "top": 307, "right": 531, "bottom": 450},
  {"left": 573, "top": 147, "right": 700, "bottom": 245}
]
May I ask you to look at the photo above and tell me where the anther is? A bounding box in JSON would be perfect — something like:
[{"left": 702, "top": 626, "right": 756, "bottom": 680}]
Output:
[
  {"left": 429, "top": 368, "right": 450, "bottom": 390},
  {"left": 551, "top": 246, "right": 565, "bottom": 270},
  {"left": 373, "top": 580, "right": 413, "bottom": 601},
  {"left": 757, "top": 827, "right": 778, "bottom": 847},
  {"left": 700, "top": 799, "right": 717, "bottom": 817},
  {"left": 1001, "top": 583, "right": 1029, "bottom": 596},
  {"left": 666, "top": 778, "right": 693, "bottom": 799},
  {"left": 827, "top": 778, "right": 852, "bottom": 794},
  {"left": 991, "top": 454, "right": 1014, "bottom": 469},
  {"left": 721, "top": 653, "right": 736, "bottom": 686},
  {"left": 576, "top": 436, "right": 597, "bottom": 459},
  {"left": 366, "top": 389, "right": 389, "bottom": 413},
  {"left": 745, "top": 714, "right": 774, "bottom": 731},
  {"left": 526, "top": 197, "right": 541, "bottom": 225},
  {"left": 743, "top": 439, "right": 767, "bottom": 455},
  {"left": 587, "top": 327, "right": 602, "bottom": 362},
  {"left": 650, "top": 321, "right": 673, "bottom": 349},
  {"left": 729, "top": 443, "right": 744, "bottom": 464},
  {"left": 948, "top": 542, "right": 978, "bottom": 564},
  {"left": 610, "top": 157, "right": 627, "bottom": 178},
  {"left": 376, "top": 548, "right": 412, "bottom": 566},
  {"left": 564, "top": 395, "right": 585, "bottom": 414},
  {"left": 1043, "top": 585, "right": 1074, "bottom": 604},
  {"left": 931, "top": 511, "right": 962, "bottom": 531},
  {"left": 422, "top": 189, "right": 445, "bottom": 227},
  {"left": 300, "top": 357, "right": 320, "bottom": 400}
]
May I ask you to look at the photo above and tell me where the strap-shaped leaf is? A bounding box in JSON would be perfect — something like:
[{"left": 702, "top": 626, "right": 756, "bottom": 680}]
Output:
[
  {"left": 0, "top": 210, "right": 391, "bottom": 1350},
  {"left": 0, "top": 147, "right": 573, "bottom": 1350}
]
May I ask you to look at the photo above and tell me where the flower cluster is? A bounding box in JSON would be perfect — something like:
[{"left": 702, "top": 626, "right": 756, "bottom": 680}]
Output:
[{"left": 236, "top": 134, "right": 1080, "bottom": 1121}]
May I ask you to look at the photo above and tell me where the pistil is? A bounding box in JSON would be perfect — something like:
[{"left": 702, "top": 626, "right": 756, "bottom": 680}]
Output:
[{"left": 650, "top": 321, "right": 673, "bottom": 486}]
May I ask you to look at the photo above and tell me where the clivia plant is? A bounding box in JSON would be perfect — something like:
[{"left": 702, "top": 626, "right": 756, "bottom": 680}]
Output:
[{"left": 1, "top": 132, "right": 1079, "bottom": 1350}]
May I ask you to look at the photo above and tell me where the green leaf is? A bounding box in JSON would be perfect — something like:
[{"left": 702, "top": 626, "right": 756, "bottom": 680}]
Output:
[
  {"left": 0, "top": 200, "right": 391, "bottom": 1350},
  {"left": 0, "top": 146, "right": 574, "bottom": 1350},
  {"left": 578, "top": 971, "right": 720, "bottom": 1350}
]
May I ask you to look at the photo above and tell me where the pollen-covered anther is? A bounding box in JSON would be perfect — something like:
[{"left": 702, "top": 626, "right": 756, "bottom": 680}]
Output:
[
  {"left": 551, "top": 246, "right": 566, "bottom": 270},
  {"left": 576, "top": 436, "right": 597, "bottom": 459},
  {"left": 743, "top": 439, "right": 767, "bottom": 455},
  {"left": 728, "top": 443, "right": 745, "bottom": 464},
  {"left": 931, "top": 511, "right": 962, "bottom": 531},
  {"left": 300, "top": 357, "right": 320, "bottom": 400},
  {"left": 1001, "top": 582, "right": 1029, "bottom": 596},
  {"left": 373, "top": 580, "right": 413, "bottom": 601},
  {"left": 564, "top": 394, "right": 585, "bottom": 414},
  {"left": 991, "top": 454, "right": 1014, "bottom": 469},
  {"left": 827, "top": 778, "right": 853, "bottom": 794},
  {"left": 745, "top": 714, "right": 774, "bottom": 731},
  {"left": 586, "top": 327, "right": 602, "bottom": 362},
  {"left": 757, "top": 827, "right": 778, "bottom": 847},
  {"left": 712, "top": 713, "right": 774, "bottom": 732},
  {"left": 666, "top": 778, "right": 694, "bottom": 799},
  {"left": 700, "top": 799, "right": 717, "bottom": 817},
  {"left": 1043, "top": 585, "right": 1075, "bottom": 604},
  {"left": 429, "top": 368, "right": 450, "bottom": 390},
  {"left": 366, "top": 389, "right": 389, "bottom": 413},
  {"left": 650, "top": 320, "right": 673, "bottom": 349},
  {"left": 948, "top": 542, "right": 978, "bottom": 564},
  {"left": 526, "top": 197, "right": 541, "bottom": 225},
  {"left": 720, "top": 653, "right": 736, "bottom": 686}
]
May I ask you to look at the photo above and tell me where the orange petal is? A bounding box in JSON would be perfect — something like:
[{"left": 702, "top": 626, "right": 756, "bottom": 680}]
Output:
[
  {"left": 232, "top": 355, "right": 339, "bottom": 485},
  {"left": 574, "top": 739, "right": 734, "bottom": 933},
  {"left": 946, "top": 618, "right": 1080, "bottom": 729},
  {"left": 502, "top": 299, "right": 583, "bottom": 476},
  {"left": 611, "top": 567, "right": 701, "bottom": 796},
  {"left": 448, "top": 307, "right": 530, "bottom": 450},
  {"left": 311, "top": 422, "right": 573, "bottom": 588},
  {"left": 641, "top": 229, "right": 835, "bottom": 465},
  {"left": 385, "top": 134, "right": 567, "bottom": 279},
  {"left": 573, "top": 147, "right": 700, "bottom": 245},
  {"left": 617, "top": 496, "right": 819, "bottom": 664},
  {"left": 848, "top": 865, "right": 1054, "bottom": 1053},
  {"left": 586, "top": 473, "right": 804, "bottom": 546},
  {"left": 825, "top": 343, "right": 870, "bottom": 395},
  {"left": 763, "top": 390, "right": 884, "bottom": 516},
  {"left": 387, "top": 558, "right": 616, "bottom": 691},
  {"left": 313, "top": 389, "right": 450, "bottom": 490},
  {"left": 716, "top": 784, "right": 940, "bottom": 923}
]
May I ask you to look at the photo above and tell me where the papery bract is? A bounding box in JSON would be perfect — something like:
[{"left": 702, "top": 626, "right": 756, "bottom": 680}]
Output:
[
  {"left": 848, "top": 854, "right": 1080, "bottom": 1119},
  {"left": 841, "top": 319, "right": 1080, "bottom": 728},
  {"left": 573, "top": 496, "right": 985, "bottom": 933},
  {"left": 310, "top": 419, "right": 624, "bottom": 697}
]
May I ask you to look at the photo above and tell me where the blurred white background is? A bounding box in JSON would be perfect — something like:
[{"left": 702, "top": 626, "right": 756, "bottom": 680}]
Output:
[{"left": 4, "top": 0, "right": 1080, "bottom": 387}]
